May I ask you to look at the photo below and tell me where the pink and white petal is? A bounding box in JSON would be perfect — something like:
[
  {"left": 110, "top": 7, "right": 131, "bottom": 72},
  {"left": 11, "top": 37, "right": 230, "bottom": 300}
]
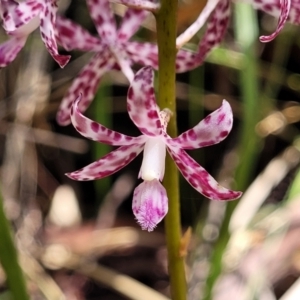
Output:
[
  {"left": 1, "top": 0, "right": 42, "bottom": 32},
  {"left": 86, "top": 0, "right": 117, "bottom": 43},
  {"left": 55, "top": 16, "right": 102, "bottom": 52},
  {"left": 66, "top": 143, "right": 145, "bottom": 181},
  {"left": 117, "top": 8, "right": 148, "bottom": 42},
  {"left": 113, "top": 48, "right": 134, "bottom": 82},
  {"left": 168, "top": 148, "right": 242, "bottom": 200},
  {"left": 175, "top": 49, "right": 198, "bottom": 73},
  {"left": 110, "top": 0, "right": 160, "bottom": 12},
  {"left": 259, "top": 0, "right": 291, "bottom": 42},
  {"left": 127, "top": 66, "right": 162, "bottom": 136},
  {"left": 70, "top": 95, "right": 147, "bottom": 145},
  {"left": 39, "top": 0, "right": 70, "bottom": 67},
  {"left": 244, "top": 0, "right": 300, "bottom": 25},
  {"left": 57, "top": 49, "right": 115, "bottom": 126},
  {"left": 0, "top": 36, "right": 27, "bottom": 67},
  {"left": 169, "top": 100, "right": 233, "bottom": 149},
  {"left": 175, "top": 0, "right": 230, "bottom": 72},
  {"left": 126, "top": 41, "right": 159, "bottom": 69},
  {"left": 132, "top": 179, "right": 168, "bottom": 232},
  {"left": 176, "top": 0, "right": 220, "bottom": 48}
]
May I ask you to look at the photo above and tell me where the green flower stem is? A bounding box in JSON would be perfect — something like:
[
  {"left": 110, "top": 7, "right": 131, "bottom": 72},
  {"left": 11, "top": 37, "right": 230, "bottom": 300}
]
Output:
[
  {"left": 155, "top": 2, "right": 187, "bottom": 299},
  {"left": 0, "top": 189, "right": 29, "bottom": 300},
  {"left": 203, "top": 3, "right": 260, "bottom": 299},
  {"left": 92, "top": 82, "right": 111, "bottom": 202}
]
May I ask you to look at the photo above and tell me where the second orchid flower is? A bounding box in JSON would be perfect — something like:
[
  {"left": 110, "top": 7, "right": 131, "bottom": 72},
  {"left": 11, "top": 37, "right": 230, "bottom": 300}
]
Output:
[{"left": 67, "top": 66, "right": 242, "bottom": 231}]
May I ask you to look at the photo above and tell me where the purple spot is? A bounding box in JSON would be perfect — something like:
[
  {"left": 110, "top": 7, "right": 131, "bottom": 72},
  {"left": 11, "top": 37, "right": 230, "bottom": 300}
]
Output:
[
  {"left": 187, "top": 130, "right": 197, "bottom": 140},
  {"left": 91, "top": 122, "right": 99, "bottom": 132}
]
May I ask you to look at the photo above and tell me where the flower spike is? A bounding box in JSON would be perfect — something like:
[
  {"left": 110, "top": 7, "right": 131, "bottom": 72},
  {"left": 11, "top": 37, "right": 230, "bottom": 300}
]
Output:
[{"left": 67, "top": 67, "right": 242, "bottom": 231}]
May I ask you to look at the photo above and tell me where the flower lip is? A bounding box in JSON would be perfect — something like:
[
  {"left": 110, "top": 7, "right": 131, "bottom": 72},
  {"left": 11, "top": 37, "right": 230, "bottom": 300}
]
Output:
[{"left": 132, "top": 180, "right": 168, "bottom": 232}]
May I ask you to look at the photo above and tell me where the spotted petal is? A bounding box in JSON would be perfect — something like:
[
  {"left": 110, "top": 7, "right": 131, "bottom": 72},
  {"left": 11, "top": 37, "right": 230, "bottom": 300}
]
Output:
[
  {"left": 170, "top": 100, "right": 233, "bottom": 149},
  {"left": 176, "top": 0, "right": 220, "bottom": 48},
  {"left": 127, "top": 66, "right": 162, "bottom": 136},
  {"left": 0, "top": 36, "right": 27, "bottom": 67},
  {"left": 126, "top": 42, "right": 159, "bottom": 69},
  {"left": 57, "top": 49, "right": 115, "bottom": 126},
  {"left": 175, "top": 0, "right": 230, "bottom": 72},
  {"left": 1, "top": 0, "right": 42, "bottom": 33},
  {"left": 132, "top": 179, "right": 168, "bottom": 232},
  {"left": 86, "top": 0, "right": 117, "bottom": 43},
  {"left": 168, "top": 147, "right": 242, "bottom": 200},
  {"left": 259, "top": 0, "right": 291, "bottom": 42},
  {"left": 55, "top": 16, "right": 102, "bottom": 52},
  {"left": 112, "top": 47, "right": 135, "bottom": 82},
  {"left": 70, "top": 96, "right": 146, "bottom": 146},
  {"left": 110, "top": 0, "right": 160, "bottom": 12},
  {"left": 117, "top": 9, "right": 149, "bottom": 43},
  {"left": 39, "top": 0, "right": 70, "bottom": 68},
  {"left": 242, "top": 0, "right": 300, "bottom": 25},
  {"left": 127, "top": 42, "right": 198, "bottom": 73},
  {"left": 66, "top": 143, "right": 145, "bottom": 181}
]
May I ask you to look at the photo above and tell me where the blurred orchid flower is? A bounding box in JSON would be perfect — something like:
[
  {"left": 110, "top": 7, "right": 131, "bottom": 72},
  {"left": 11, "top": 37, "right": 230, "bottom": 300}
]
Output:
[
  {"left": 66, "top": 66, "right": 242, "bottom": 231},
  {"left": 55, "top": 0, "right": 209, "bottom": 125},
  {"left": 0, "top": 0, "right": 70, "bottom": 68},
  {"left": 55, "top": 0, "right": 151, "bottom": 126}
]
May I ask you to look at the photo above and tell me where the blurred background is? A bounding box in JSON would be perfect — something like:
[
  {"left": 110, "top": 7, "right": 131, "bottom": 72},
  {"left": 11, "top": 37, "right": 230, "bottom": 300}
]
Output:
[{"left": 1, "top": 0, "right": 300, "bottom": 299}]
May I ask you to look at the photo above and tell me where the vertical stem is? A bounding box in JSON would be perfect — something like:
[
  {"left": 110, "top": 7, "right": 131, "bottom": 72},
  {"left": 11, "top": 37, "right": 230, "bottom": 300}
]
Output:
[
  {"left": 92, "top": 83, "right": 111, "bottom": 202},
  {"left": 0, "top": 188, "right": 29, "bottom": 300},
  {"left": 203, "top": 3, "right": 259, "bottom": 299},
  {"left": 155, "top": 1, "right": 187, "bottom": 299}
]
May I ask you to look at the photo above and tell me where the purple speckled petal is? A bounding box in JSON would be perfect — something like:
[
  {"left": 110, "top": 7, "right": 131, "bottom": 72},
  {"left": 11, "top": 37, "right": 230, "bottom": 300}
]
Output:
[
  {"left": 117, "top": 9, "right": 148, "bottom": 42},
  {"left": 242, "top": 0, "right": 300, "bottom": 25},
  {"left": 118, "top": 8, "right": 148, "bottom": 43},
  {"left": 57, "top": 49, "right": 115, "bottom": 126},
  {"left": 169, "top": 100, "right": 233, "bottom": 149},
  {"left": 55, "top": 16, "right": 102, "bottom": 52},
  {"left": 174, "top": 49, "right": 197, "bottom": 73},
  {"left": 132, "top": 179, "right": 168, "bottom": 232},
  {"left": 66, "top": 143, "right": 145, "bottom": 181},
  {"left": 127, "top": 66, "right": 162, "bottom": 136},
  {"left": 0, "top": 36, "right": 27, "bottom": 67},
  {"left": 175, "top": 0, "right": 230, "bottom": 72},
  {"left": 86, "top": 0, "right": 117, "bottom": 43},
  {"left": 176, "top": 0, "right": 220, "bottom": 48},
  {"left": 112, "top": 46, "right": 135, "bottom": 82},
  {"left": 70, "top": 95, "right": 147, "bottom": 146},
  {"left": 126, "top": 41, "right": 159, "bottom": 69},
  {"left": 259, "top": 0, "right": 291, "bottom": 42},
  {"left": 1, "top": 0, "right": 42, "bottom": 33},
  {"left": 39, "top": 0, "right": 70, "bottom": 68},
  {"left": 110, "top": 0, "right": 160, "bottom": 11},
  {"left": 168, "top": 147, "right": 242, "bottom": 200}
]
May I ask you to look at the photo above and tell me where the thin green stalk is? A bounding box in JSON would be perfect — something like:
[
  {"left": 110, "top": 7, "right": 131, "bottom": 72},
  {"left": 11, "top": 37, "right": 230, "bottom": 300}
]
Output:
[
  {"left": 203, "top": 4, "right": 260, "bottom": 299},
  {"left": 91, "top": 82, "right": 112, "bottom": 202},
  {"left": 155, "top": 1, "right": 187, "bottom": 299},
  {"left": 0, "top": 188, "right": 29, "bottom": 300}
]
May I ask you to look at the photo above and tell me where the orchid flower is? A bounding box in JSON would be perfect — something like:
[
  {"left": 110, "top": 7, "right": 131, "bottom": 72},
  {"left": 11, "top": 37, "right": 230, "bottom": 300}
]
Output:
[
  {"left": 55, "top": 0, "right": 210, "bottom": 125},
  {"left": 66, "top": 66, "right": 242, "bottom": 231},
  {"left": 55, "top": 0, "right": 151, "bottom": 126},
  {"left": 0, "top": 0, "right": 70, "bottom": 68}
]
